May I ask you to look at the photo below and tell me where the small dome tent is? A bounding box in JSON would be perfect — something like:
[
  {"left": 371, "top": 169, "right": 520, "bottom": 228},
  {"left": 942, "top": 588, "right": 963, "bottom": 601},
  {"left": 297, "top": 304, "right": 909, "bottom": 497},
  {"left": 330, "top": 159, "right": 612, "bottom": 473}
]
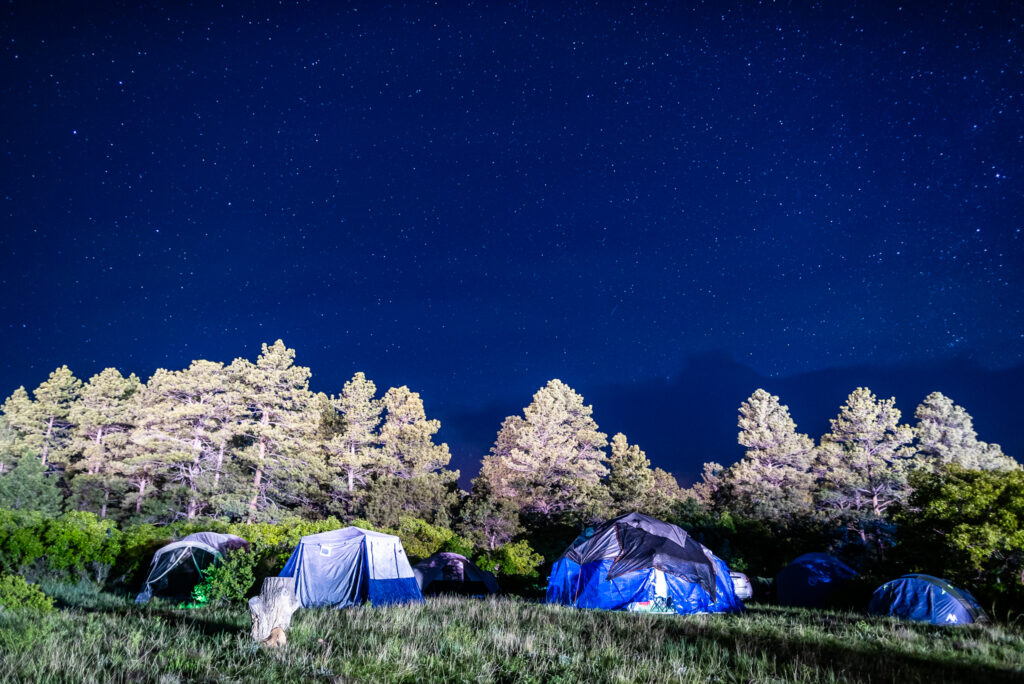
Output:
[
  {"left": 413, "top": 552, "right": 500, "bottom": 596},
  {"left": 135, "top": 532, "right": 249, "bottom": 603},
  {"left": 776, "top": 553, "right": 858, "bottom": 608},
  {"left": 546, "top": 512, "right": 743, "bottom": 614},
  {"left": 279, "top": 527, "right": 422, "bottom": 608},
  {"left": 867, "top": 574, "right": 987, "bottom": 625}
]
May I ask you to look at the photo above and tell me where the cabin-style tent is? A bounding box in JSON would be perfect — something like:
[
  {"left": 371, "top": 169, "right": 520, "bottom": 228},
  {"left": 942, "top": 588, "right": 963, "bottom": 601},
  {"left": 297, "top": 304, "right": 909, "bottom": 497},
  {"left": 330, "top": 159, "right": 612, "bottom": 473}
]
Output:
[
  {"left": 279, "top": 527, "right": 422, "bottom": 608},
  {"left": 413, "top": 552, "right": 500, "bottom": 596},
  {"left": 135, "top": 532, "right": 249, "bottom": 603},
  {"left": 867, "top": 574, "right": 987, "bottom": 625},
  {"left": 776, "top": 553, "right": 858, "bottom": 608},
  {"left": 546, "top": 512, "right": 744, "bottom": 614}
]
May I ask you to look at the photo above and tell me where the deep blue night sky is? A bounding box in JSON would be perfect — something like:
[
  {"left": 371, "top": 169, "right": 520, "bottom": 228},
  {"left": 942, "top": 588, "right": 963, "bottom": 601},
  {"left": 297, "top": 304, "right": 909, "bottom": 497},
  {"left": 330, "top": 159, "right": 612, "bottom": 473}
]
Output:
[{"left": 2, "top": 1, "right": 1022, "bottom": 484}]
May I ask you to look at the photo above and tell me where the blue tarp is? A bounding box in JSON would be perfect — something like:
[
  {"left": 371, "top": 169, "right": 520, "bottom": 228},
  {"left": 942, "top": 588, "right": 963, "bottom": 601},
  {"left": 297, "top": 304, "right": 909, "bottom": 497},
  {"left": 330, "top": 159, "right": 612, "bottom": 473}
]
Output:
[
  {"left": 545, "top": 513, "right": 743, "bottom": 614},
  {"left": 776, "top": 552, "right": 858, "bottom": 608},
  {"left": 279, "top": 527, "right": 422, "bottom": 608},
  {"left": 867, "top": 574, "right": 986, "bottom": 625}
]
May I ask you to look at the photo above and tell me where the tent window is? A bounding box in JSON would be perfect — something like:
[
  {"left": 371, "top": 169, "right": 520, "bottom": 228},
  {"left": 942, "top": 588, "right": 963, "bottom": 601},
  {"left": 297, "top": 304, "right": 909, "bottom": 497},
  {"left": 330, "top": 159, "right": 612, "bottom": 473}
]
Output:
[{"left": 320, "top": 546, "right": 332, "bottom": 557}]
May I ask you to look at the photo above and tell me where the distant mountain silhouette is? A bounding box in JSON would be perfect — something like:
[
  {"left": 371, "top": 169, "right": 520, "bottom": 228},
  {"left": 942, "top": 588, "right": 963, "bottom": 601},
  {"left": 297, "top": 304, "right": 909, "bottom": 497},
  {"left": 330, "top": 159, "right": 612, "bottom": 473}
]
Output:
[{"left": 440, "top": 352, "right": 1024, "bottom": 488}]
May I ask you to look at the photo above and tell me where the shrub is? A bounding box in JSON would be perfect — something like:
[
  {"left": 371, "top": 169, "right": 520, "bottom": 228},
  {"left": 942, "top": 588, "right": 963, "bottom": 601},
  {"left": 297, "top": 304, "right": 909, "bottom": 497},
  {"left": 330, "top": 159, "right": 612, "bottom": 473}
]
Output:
[
  {"left": 41, "top": 511, "right": 122, "bottom": 577},
  {"left": 0, "top": 574, "right": 54, "bottom": 613},
  {"left": 193, "top": 549, "right": 257, "bottom": 605},
  {"left": 474, "top": 540, "right": 544, "bottom": 578},
  {"left": 0, "top": 509, "right": 46, "bottom": 572}
]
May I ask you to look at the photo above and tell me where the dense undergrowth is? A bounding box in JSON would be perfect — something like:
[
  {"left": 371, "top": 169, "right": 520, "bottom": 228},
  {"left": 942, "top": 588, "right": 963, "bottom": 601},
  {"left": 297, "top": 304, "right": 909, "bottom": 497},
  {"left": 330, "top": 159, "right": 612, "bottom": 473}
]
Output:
[{"left": 1, "top": 589, "right": 1022, "bottom": 683}]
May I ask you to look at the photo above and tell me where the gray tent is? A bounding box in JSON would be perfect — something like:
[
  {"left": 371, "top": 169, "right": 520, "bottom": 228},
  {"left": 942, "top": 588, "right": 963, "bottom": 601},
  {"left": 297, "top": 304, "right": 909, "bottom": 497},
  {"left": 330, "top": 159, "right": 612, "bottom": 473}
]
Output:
[
  {"left": 413, "top": 552, "right": 500, "bottom": 596},
  {"left": 135, "top": 532, "right": 249, "bottom": 603}
]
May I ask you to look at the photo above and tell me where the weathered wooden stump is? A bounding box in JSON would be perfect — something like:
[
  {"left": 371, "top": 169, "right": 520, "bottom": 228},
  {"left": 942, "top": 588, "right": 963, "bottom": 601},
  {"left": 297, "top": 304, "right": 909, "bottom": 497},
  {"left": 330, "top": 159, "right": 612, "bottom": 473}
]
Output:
[{"left": 249, "top": 576, "right": 301, "bottom": 645}]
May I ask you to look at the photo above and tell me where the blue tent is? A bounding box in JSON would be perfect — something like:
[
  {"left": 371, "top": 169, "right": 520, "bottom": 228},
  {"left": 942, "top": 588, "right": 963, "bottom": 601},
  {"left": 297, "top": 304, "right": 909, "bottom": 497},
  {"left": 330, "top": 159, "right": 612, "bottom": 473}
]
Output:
[
  {"left": 867, "top": 574, "right": 987, "bottom": 625},
  {"left": 279, "top": 527, "right": 422, "bottom": 608},
  {"left": 546, "top": 513, "right": 743, "bottom": 614},
  {"left": 776, "top": 553, "right": 858, "bottom": 608}
]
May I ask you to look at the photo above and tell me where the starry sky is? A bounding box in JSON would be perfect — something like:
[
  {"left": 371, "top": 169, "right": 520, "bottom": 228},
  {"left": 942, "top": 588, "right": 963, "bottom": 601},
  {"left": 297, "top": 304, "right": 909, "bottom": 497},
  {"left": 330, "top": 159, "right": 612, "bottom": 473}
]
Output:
[{"left": 2, "top": 1, "right": 1022, "bottom": 484}]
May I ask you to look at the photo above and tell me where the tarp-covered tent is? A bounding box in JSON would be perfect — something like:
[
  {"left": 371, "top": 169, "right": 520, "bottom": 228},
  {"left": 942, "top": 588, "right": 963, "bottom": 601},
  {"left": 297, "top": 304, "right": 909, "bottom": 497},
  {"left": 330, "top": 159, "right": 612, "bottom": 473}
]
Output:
[
  {"left": 867, "top": 574, "right": 987, "bottom": 625},
  {"left": 776, "top": 553, "right": 858, "bottom": 608},
  {"left": 279, "top": 527, "right": 422, "bottom": 608},
  {"left": 135, "top": 532, "right": 249, "bottom": 603},
  {"left": 546, "top": 512, "right": 744, "bottom": 614},
  {"left": 413, "top": 552, "right": 500, "bottom": 596}
]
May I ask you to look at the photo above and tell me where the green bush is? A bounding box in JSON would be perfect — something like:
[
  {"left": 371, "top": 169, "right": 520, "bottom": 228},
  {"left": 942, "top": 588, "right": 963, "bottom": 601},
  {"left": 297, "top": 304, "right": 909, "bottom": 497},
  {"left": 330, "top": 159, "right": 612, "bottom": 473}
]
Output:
[
  {"left": 0, "top": 574, "right": 54, "bottom": 613},
  {"left": 42, "top": 511, "right": 122, "bottom": 576},
  {"left": 0, "top": 509, "right": 46, "bottom": 572},
  {"left": 192, "top": 549, "right": 257, "bottom": 605},
  {"left": 474, "top": 540, "right": 544, "bottom": 578}
]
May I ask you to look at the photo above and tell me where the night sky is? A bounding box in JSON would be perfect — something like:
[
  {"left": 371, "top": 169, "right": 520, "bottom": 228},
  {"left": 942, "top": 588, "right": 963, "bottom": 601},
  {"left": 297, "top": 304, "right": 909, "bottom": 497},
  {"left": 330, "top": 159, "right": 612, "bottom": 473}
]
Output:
[{"left": 2, "top": 1, "right": 1022, "bottom": 484}]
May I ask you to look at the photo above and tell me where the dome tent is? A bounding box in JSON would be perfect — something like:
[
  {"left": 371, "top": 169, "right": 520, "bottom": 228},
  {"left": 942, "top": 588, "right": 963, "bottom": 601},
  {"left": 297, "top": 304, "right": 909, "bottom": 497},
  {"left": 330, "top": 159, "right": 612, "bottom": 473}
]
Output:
[
  {"left": 135, "top": 532, "right": 249, "bottom": 603},
  {"left": 413, "top": 552, "right": 500, "bottom": 596},
  {"left": 776, "top": 553, "right": 858, "bottom": 608},
  {"left": 546, "top": 512, "right": 743, "bottom": 614},
  {"left": 867, "top": 574, "right": 987, "bottom": 625},
  {"left": 279, "top": 527, "right": 422, "bottom": 608}
]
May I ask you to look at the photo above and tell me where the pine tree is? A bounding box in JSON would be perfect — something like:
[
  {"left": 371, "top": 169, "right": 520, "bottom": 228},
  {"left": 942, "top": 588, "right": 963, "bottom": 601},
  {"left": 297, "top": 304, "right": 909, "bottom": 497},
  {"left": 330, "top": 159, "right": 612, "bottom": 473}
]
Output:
[
  {"left": 378, "top": 386, "right": 451, "bottom": 478},
  {"left": 914, "top": 391, "right": 1019, "bottom": 471},
  {"left": 688, "top": 461, "right": 726, "bottom": 508},
  {"left": 326, "top": 372, "right": 382, "bottom": 493},
  {"left": 815, "top": 387, "right": 917, "bottom": 547},
  {"left": 129, "top": 361, "right": 245, "bottom": 520},
  {"left": 2, "top": 366, "right": 82, "bottom": 468},
  {"left": 729, "top": 389, "right": 817, "bottom": 522},
  {"left": 67, "top": 368, "right": 141, "bottom": 518},
  {"left": 477, "top": 379, "right": 608, "bottom": 522},
  {"left": 230, "top": 341, "right": 322, "bottom": 522}
]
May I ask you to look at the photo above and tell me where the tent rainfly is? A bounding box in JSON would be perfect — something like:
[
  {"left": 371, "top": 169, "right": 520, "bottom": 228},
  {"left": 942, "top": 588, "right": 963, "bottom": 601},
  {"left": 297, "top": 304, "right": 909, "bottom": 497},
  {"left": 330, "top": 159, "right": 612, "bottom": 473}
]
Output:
[
  {"left": 135, "top": 532, "right": 249, "bottom": 603},
  {"left": 776, "top": 553, "right": 859, "bottom": 608},
  {"left": 546, "top": 512, "right": 744, "bottom": 614},
  {"left": 279, "top": 527, "right": 422, "bottom": 608},
  {"left": 413, "top": 552, "right": 500, "bottom": 596},
  {"left": 867, "top": 574, "right": 987, "bottom": 625}
]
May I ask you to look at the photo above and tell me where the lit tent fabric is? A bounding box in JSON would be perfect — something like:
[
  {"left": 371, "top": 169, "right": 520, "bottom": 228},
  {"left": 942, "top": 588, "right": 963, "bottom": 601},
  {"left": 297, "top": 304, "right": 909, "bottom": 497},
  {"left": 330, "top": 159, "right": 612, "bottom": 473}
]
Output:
[
  {"left": 776, "top": 553, "right": 859, "bottom": 608},
  {"left": 135, "top": 532, "right": 249, "bottom": 603},
  {"left": 546, "top": 512, "right": 744, "bottom": 614},
  {"left": 413, "top": 552, "right": 500, "bottom": 596},
  {"left": 867, "top": 574, "right": 987, "bottom": 625},
  {"left": 279, "top": 527, "right": 422, "bottom": 608}
]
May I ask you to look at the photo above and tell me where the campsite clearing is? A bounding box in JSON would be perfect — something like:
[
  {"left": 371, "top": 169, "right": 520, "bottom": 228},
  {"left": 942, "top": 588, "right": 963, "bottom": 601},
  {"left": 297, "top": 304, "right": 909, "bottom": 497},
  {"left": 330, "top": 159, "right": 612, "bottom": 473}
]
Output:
[{"left": 1, "top": 588, "right": 1022, "bottom": 683}]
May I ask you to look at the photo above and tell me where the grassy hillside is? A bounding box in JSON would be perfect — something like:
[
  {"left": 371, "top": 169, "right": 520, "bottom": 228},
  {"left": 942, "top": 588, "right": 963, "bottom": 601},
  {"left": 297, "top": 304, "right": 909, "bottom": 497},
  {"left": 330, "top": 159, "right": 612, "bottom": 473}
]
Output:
[{"left": 1, "top": 588, "right": 1022, "bottom": 683}]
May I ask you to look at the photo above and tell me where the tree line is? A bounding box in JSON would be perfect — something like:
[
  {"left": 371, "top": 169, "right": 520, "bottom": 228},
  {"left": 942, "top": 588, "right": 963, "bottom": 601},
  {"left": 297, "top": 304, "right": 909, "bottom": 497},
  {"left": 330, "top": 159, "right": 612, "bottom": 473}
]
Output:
[{"left": 0, "top": 340, "right": 1020, "bottom": 606}]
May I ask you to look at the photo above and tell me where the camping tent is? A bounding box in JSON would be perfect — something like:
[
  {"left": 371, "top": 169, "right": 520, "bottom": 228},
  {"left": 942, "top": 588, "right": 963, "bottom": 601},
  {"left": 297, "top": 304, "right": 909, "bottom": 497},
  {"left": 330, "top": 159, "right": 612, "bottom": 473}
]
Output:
[
  {"left": 546, "top": 512, "right": 744, "bottom": 614},
  {"left": 135, "top": 531, "right": 249, "bottom": 603},
  {"left": 279, "top": 527, "right": 422, "bottom": 608},
  {"left": 776, "top": 553, "right": 858, "bottom": 608},
  {"left": 867, "top": 574, "right": 987, "bottom": 625},
  {"left": 413, "top": 552, "right": 500, "bottom": 596}
]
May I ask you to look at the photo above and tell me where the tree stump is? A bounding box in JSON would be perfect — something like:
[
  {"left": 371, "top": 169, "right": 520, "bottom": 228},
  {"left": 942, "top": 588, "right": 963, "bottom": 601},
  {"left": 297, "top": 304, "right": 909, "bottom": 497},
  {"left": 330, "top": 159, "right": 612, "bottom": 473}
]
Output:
[{"left": 249, "top": 576, "right": 301, "bottom": 644}]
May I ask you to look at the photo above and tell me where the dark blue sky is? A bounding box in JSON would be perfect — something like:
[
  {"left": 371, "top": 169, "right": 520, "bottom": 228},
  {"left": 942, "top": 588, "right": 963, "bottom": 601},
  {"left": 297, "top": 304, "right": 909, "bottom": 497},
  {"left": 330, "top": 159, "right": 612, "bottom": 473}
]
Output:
[{"left": 2, "top": 1, "right": 1022, "bottom": 484}]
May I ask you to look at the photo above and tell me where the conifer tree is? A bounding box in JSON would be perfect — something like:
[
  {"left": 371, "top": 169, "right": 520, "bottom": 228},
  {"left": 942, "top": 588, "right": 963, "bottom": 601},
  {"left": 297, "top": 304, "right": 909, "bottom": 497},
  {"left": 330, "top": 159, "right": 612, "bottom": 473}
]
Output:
[
  {"left": 477, "top": 379, "right": 608, "bottom": 522},
  {"left": 230, "top": 341, "right": 322, "bottom": 522},
  {"left": 378, "top": 386, "right": 451, "bottom": 478},
  {"left": 67, "top": 368, "right": 141, "bottom": 518},
  {"left": 914, "top": 391, "right": 1019, "bottom": 471},
  {"left": 604, "top": 433, "right": 680, "bottom": 518},
  {"left": 130, "top": 361, "right": 245, "bottom": 519},
  {"left": 815, "top": 387, "right": 917, "bottom": 547},
  {"left": 2, "top": 366, "right": 82, "bottom": 468},
  {"left": 326, "top": 372, "right": 382, "bottom": 493},
  {"left": 729, "top": 389, "right": 817, "bottom": 522}
]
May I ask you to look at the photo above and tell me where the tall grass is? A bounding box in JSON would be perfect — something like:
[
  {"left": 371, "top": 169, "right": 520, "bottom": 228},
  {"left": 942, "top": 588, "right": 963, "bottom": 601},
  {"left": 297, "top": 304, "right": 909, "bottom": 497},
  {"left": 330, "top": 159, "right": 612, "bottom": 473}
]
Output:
[{"left": 1, "top": 592, "right": 1022, "bottom": 682}]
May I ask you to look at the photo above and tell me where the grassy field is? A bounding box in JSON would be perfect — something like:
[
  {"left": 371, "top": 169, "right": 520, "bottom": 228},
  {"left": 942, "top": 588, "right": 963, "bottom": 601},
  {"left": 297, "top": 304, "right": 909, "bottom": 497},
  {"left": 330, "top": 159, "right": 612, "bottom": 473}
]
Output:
[{"left": 1, "top": 585, "right": 1023, "bottom": 683}]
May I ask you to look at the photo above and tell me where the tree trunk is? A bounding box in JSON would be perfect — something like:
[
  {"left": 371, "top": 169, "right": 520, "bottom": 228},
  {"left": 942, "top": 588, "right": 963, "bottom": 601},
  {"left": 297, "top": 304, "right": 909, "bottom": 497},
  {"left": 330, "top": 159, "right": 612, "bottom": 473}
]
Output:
[
  {"left": 213, "top": 442, "right": 225, "bottom": 490},
  {"left": 101, "top": 488, "right": 109, "bottom": 519},
  {"left": 248, "top": 576, "right": 301, "bottom": 643},
  {"left": 247, "top": 413, "right": 269, "bottom": 523},
  {"left": 41, "top": 415, "right": 54, "bottom": 466},
  {"left": 135, "top": 478, "right": 147, "bottom": 514}
]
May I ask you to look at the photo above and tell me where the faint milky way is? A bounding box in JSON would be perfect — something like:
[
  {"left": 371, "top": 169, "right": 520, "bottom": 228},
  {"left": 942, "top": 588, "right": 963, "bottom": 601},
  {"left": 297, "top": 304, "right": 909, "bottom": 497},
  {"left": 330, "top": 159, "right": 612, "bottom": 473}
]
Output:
[{"left": 1, "top": 1, "right": 1021, "bottom": 481}]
